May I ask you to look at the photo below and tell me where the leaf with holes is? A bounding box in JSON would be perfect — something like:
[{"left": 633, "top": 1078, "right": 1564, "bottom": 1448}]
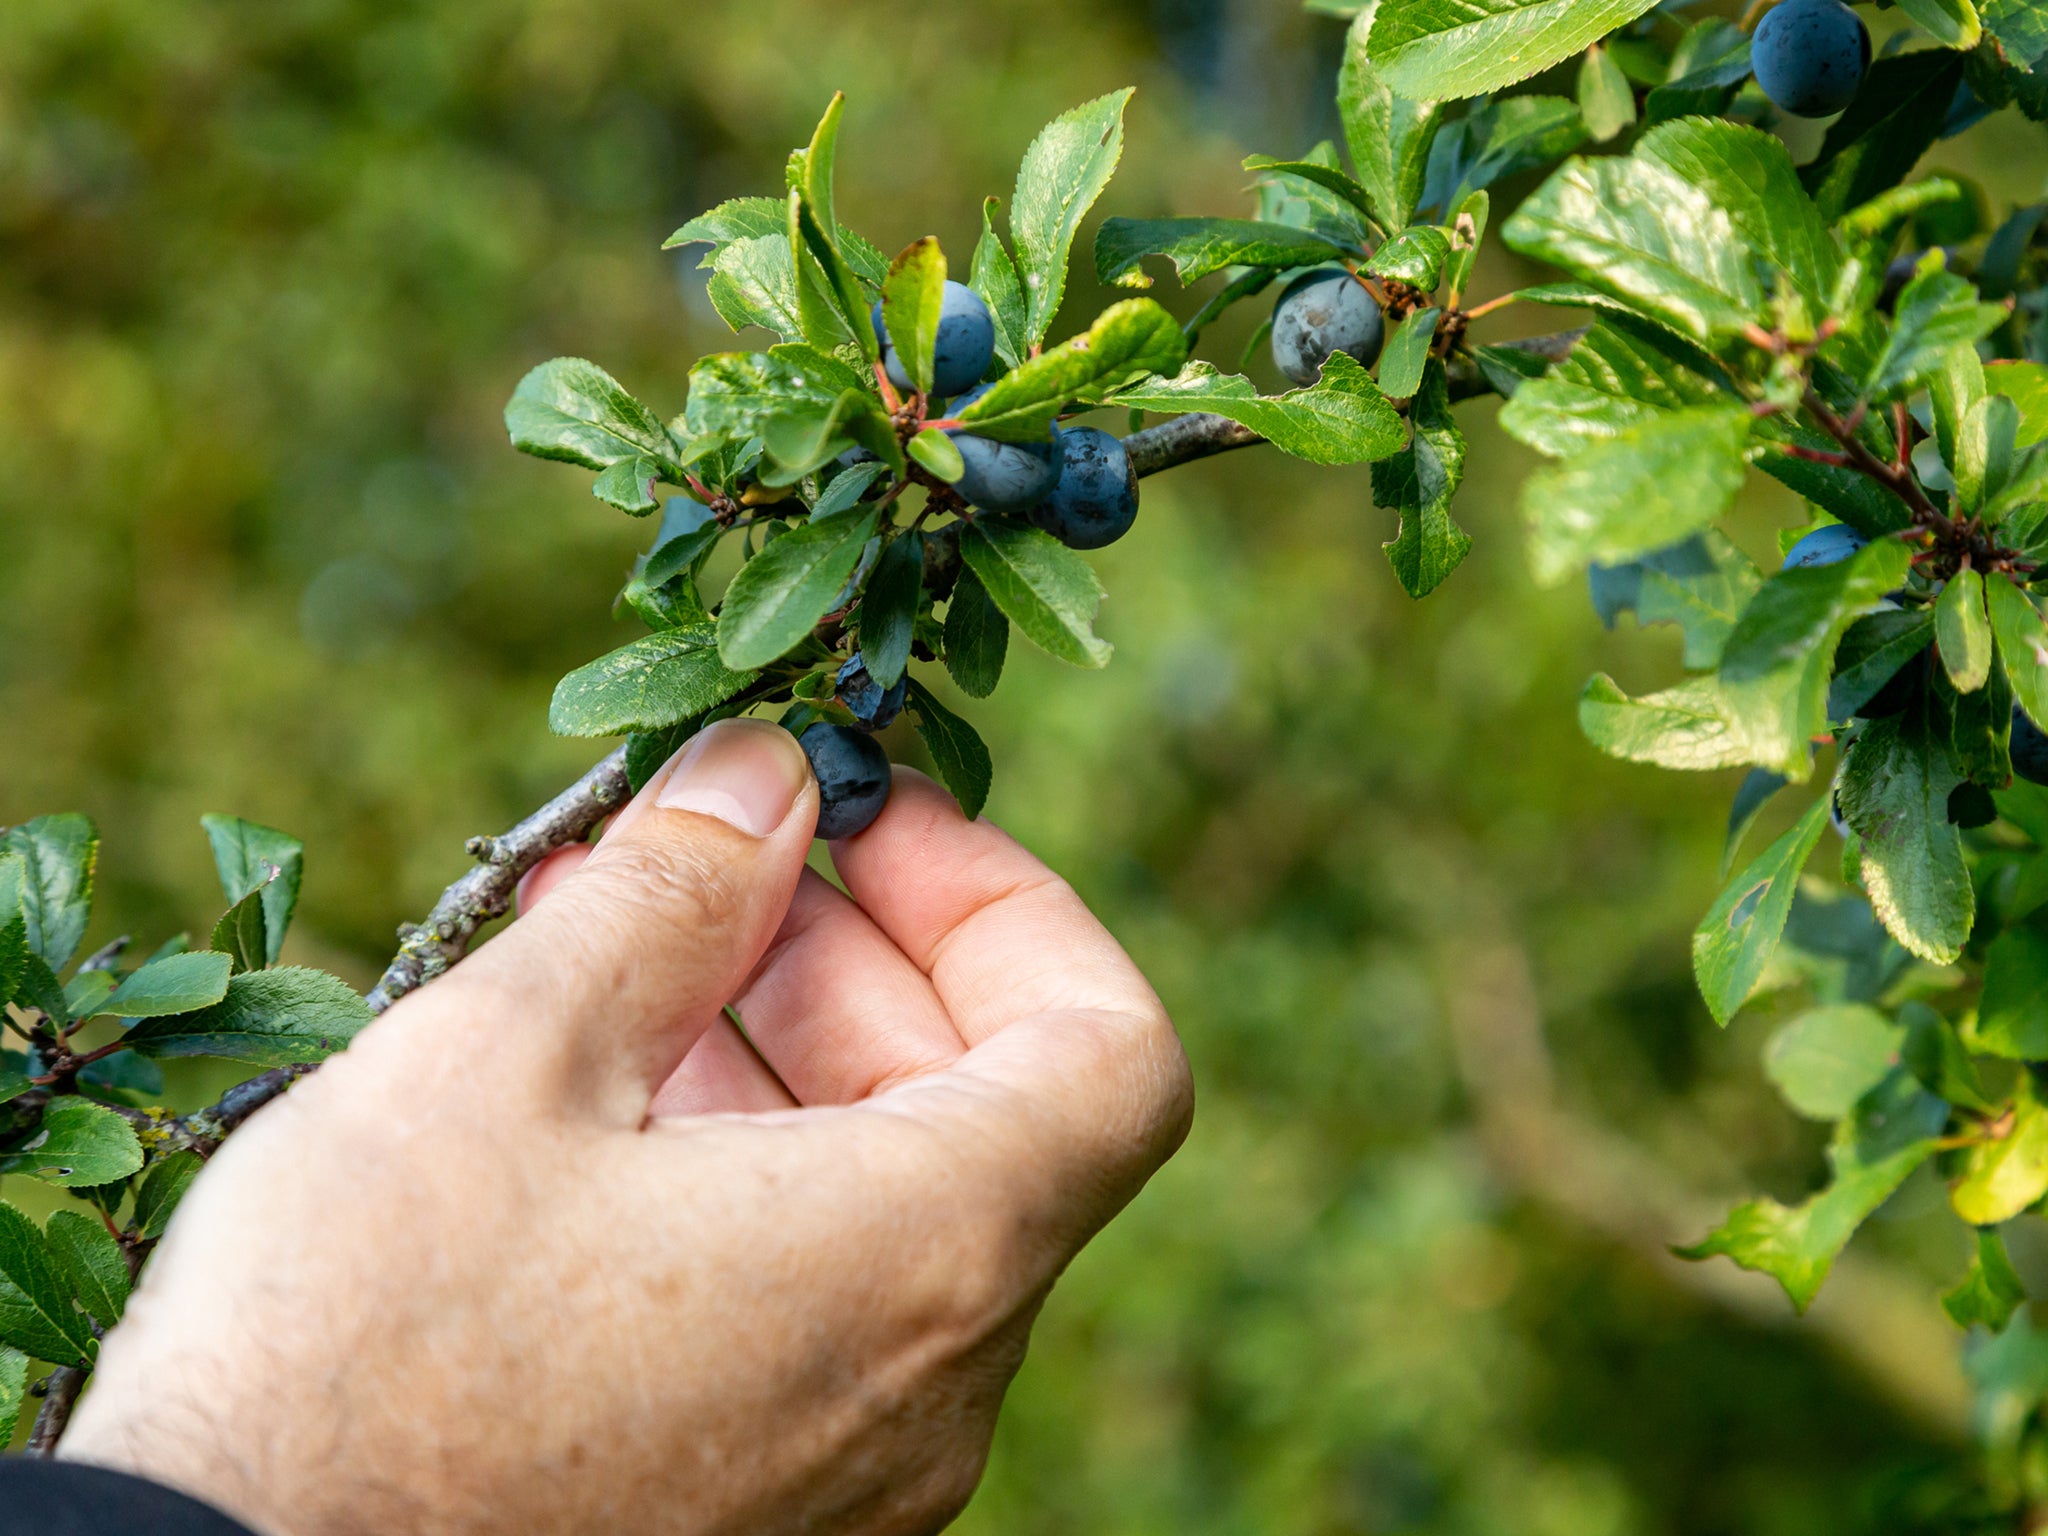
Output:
[{"left": 0, "top": 1098, "right": 143, "bottom": 1188}]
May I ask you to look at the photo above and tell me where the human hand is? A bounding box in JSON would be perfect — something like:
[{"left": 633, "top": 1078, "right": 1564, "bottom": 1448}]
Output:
[{"left": 60, "top": 719, "right": 1192, "bottom": 1536}]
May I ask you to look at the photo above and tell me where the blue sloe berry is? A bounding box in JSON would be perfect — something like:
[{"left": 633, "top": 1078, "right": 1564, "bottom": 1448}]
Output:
[
  {"left": 2015, "top": 706, "right": 2048, "bottom": 786},
  {"left": 1752, "top": 0, "right": 1869, "bottom": 119},
  {"left": 1783, "top": 523, "right": 1867, "bottom": 569},
  {"left": 1270, "top": 267, "right": 1384, "bottom": 387},
  {"left": 1030, "top": 427, "right": 1138, "bottom": 549},
  {"left": 799, "top": 723, "right": 892, "bottom": 839},
  {"left": 872, "top": 283, "right": 996, "bottom": 399},
  {"left": 945, "top": 383, "right": 1064, "bottom": 512},
  {"left": 835, "top": 653, "right": 906, "bottom": 731}
]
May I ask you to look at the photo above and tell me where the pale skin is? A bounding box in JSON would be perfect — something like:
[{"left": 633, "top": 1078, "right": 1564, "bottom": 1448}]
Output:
[{"left": 59, "top": 718, "right": 1194, "bottom": 1536}]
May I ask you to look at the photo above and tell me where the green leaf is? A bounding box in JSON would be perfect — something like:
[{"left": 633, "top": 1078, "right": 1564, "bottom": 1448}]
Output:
[
  {"left": 1829, "top": 609, "right": 1935, "bottom": 720},
  {"left": 716, "top": 509, "right": 880, "bottom": 671},
  {"left": 758, "top": 388, "right": 898, "bottom": 485},
  {"left": 706, "top": 235, "right": 804, "bottom": 339},
  {"left": 857, "top": 533, "right": 922, "bottom": 690},
  {"left": 134, "top": 1151, "right": 204, "bottom": 1241},
  {"left": 1443, "top": 189, "right": 1489, "bottom": 304},
  {"left": 1893, "top": 0, "right": 1980, "bottom": 50},
  {"left": 1577, "top": 44, "right": 1637, "bottom": 141},
  {"left": 1012, "top": 90, "right": 1133, "bottom": 347},
  {"left": 907, "top": 428, "right": 964, "bottom": 483},
  {"left": 591, "top": 456, "right": 665, "bottom": 515},
  {"left": 942, "top": 567, "right": 1009, "bottom": 699},
  {"left": 1375, "top": 307, "right": 1440, "bottom": 400},
  {"left": 0, "top": 1098, "right": 143, "bottom": 1188},
  {"left": 43, "top": 1210, "right": 128, "bottom": 1330},
  {"left": 1678, "top": 1078, "right": 1942, "bottom": 1310},
  {"left": 198, "top": 816, "right": 303, "bottom": 969},
  {"left": 505, "top": 358, "right": 681, "bottom": 474},
  {"left": 1839, "top": 707, "right": 1975, "bottom": 964},
  {"left": 1936, "top": 566, "right": 1994, "bottom": 693},
  {"left": 1243, "top": 155, "right": 1380, "bottom": 235},
  {"left": 1338, "top": 4, "right": 1443, "bottom": 230},
  {"left": 1718, "top": 537, "right": 1914, "bottom": 778},
  {"left": 958, "top": 519, "right": 1111, "bottom": 669},
  {"left": 1957, "top": 394, "right": 2022, "bottom": 516},
  {"left": 2, "top": 816, "right": 97, "bottom": 972},
  {"left": 1902, "top": 1001, "right": 1995, "bottom": 1110},
  {"left": 0, "top": 1202, "right": 95, "bottom": 1364},
  {"left": 1365, "top": 0, "right": 1663, "bottom": 99},
  {"left": 1977, "top": 924, "right": 2048, "bottom": 1059},
  {"left": 663, "top": 195, "right": 788, "bottom": 259},
  {"left": 1988, "top": 361, "right": 2048, "bottom": 446},
  {"left": 1635, "top": 119, "right": 1839, "bottom": 316},
  {"left": 1363, "top": 227, "right": 1450, "bottom": 290},
  {"left": 810, "top": 461, "right": 889, "bottom": 521},
  {"left": 1868, "top": 266, "right": 2007, "bottom": 400},
  {"left": 684, "top": 344, "right": 870, "bottom": 444},
  {"left": 1499, "top": 318, "right": 1724, "bottom": 459},
  {"left": 1986, "top": 576, "right": 2048, "bottom": 730},
  {"left": 1374, "top": 361, "right": 1471, "bottom": 598},
  {"left": 1109, "top": 353, "right": 1404, "bottom": 465},
  {"left": 1802, "top": 52, "right": 1967, "bottom": 222},
  {"left": 1954, "top": 1080, "right": 2048, "bottom": 1224},
  {"left": 1754, "top": 425, "right": 1916, "bottom": 538},
  {"left": 1692, "top": 795, "right": 1832, "bottom": 1025},
  {"left": 881, "top": 237, "right": 946, "bottom": 396},
  {"left": 1764, "top": 1005, "right": 1905, "bottom": 1120},
  {"left": 952, "top": 299, "right": 1186, "bottom": 442},
  {"left": 121, "top": 966, "right": 371, "bottom": 1067},
  {"left": 1522, "top": 406, "right": 1751, "bottom": 586},
  {"left": 98, "top": 950, "right": 232, "bottom": 1019},
  {"left": 1637, "top": 533, "right": 1764, "bottom": 670},
  {"left": 1424, "top": 96, "right": 1589, "bottom": 212},
  {"left": 1502, "top": 152, "right": 1763, "bottom": 340},
  {"left": 970, "top": 198, "right": 1029, "bottom": 370},
  {"left": 0, "top": 1348, "right": 24, "bottom": 1446},
  {"left": 1579, "top": 674, "right": 1753, "bottom": 770},
  {"left": 1944, "top": 1229, "right": 2025, "bottom": 1330},
  {"left": 1094, "top": 218, "right": 1350, "bottom": 289},
  {"left": 1643, "top": 21, "right": 1753, "bottom": 123},
  {"left": 906, "top": 678, "right": 993, "bottom": 821},
  {"left": 551, "top": 627, "right": 759, "bottom": 737},
  {"left": 1985, "top": 0, "right": 2048, "bottom": 66},
  {"left": 0, "top": 867, "right": 23, "bottom": 1010},
  {"left": 62, "top": 970, "right": 112, "bottom": 1022},
  {"left": 1725, "top": 767, "right": 1789, "bottom": 877}
]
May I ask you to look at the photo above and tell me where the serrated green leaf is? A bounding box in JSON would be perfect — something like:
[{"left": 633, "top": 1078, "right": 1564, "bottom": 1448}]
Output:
[
  {"left": 0, "top": 865, "right": 23, "bottom": 1010},
  {"left": 706, "top": 235, "right": 804, "bottom": 339},
  {"left": 1764, "top": 1005, "right": 1905, "bottom": 1120},
  {"left": 1902, "top": 1001, "right": 1995, "bottom": 1110},
  {"left": 1755, "top": 424, "right": 1916, "bottom": 537},
  {"left": 0, "top": 1202, "right": 95, "bottom": 1364},
  {"left": 1366, "top": 0, "right": 1664, "bottom": 99},
  {"left": 1522, "top": 406, "right": 1751, "bottom": 586},
  {"left": 953, "top": 299, "right": 1185, "bottom": 442},
  {"left": 1829, "top": 609, "right": 1935, "bottom": 720},
  {"left": 1985, "top": 0, "right": 2048, "bottom": 66},
  {"left": 1443, "top": 189, "right": 1489, "bottom": 304},
  {"left": 1110, "top": 353, "right": 1404, "bottom": 465},
  {"left": 717, "top": 510, "right": 880, "bottom": 671},
  {"left": 1643, "top": 21, "right": 1752, "bottom": 124},
  {"left": 1936, "top": 566, "right": 1994, "bottom": 692},
  {"left": 684, "top": 345, "right": 870, "bottom": 444},
  {"left": 1094, "top": 218, "right": 1351, "bottom": 289},
  {"left": 0, "top": 1098, "right": 143, "bottom": 1188},
  {"left": 1725, "top": 767, "right": 1789, "bottom": 877},
  {"left": 810, "top": 461, "right": 889, "bottom": 522},
  {"left": 1374, "top": 360, "right": 1470, "bottom": 597},
  {"left": 1013, "top": 90, "right": 1132, "bottom": 346},
  {"left": 857, "top": 533, "right": 922, "bottom": 690},
  {"left": 1987, "top": 576, "right": 2048, "bottom": 729},
  {"left": 907, "top": 428, "right": 965, "bottom": 483},
  {"left": 62, "top": 970, "right": 112, "bottom": 1022},
  {"left": 1636, "top": 533, "right": 1764, "bottom": 671},
  {"left": 1894, "top": 0, "right": 1981, "bottom": 50},
  {"left": 1693, "top": 795, "right": 1832, "bottom": 1025},
  {"left": 1376, "top": 307, "right": 1439, "bottom": 400},
  {"left": 881, "top": 238, "right": 946, "bottom": 396},
  {"left": 1424, "top": 95, "right": 1589, "bottom": 213},
  {"left": 758, "top": 388, "right": 899, "bottom": 485},
  {"left": 1338, "top": 4, "right": 1442, "bottom": 230},
  {"left": 1945, "top": 1228, "right": 2025, "bottom": 1330},
  {"left": 1244, "top": 155, "right": 1381, "bottom": 234},
  {"left": 1954, "top": 1080, "right": 2048, "bottom": 1224},
  {"left": 1503, "top": 152, "right": 1762, "bottom": 340},
  {"left": 1979, "top": 923, "right": 2048, "bottom": 1058},
  {"left": 0, "top": 1348, "right": 24, "bottom": 1445},
  {"left": 1986, "top": 365, "right": 2048, "bottom": 448},
  {"left": 1, "top": 816, "right": 97, "bottom": 973},
  {"left": 942, "top": 566, "right": 1009, "bottom": 699},
  {"left": 550, "top": 628, "right": 759, "bottom": 738},
  {"left": 591, "top": 456, "right": 665, "bottom": 514},
  {"left": 1579, "top": 673, "right": 1753, "bottom": 769},
  {"left": 43, "top": 1210, "right": 128, "bottom": 1331},
  {"left": 505, "top": 358, "right": 681, "bottom": 474},
  {"left": 134, "top": 1151, "right": 204, "bottom": 1241},
  {"left": 970, "top": 198, "right": 1029, "bottom": 370},
  {"left": 1869, "top": 267, "right": 2007, "bottom": 400},
  {"left": 906, "top": 678, "right": 993, "bottom": 821},
  {"left": 1364, "top": 227, "right": 1450, "bottom": 290},
  {"left": 663, "top": 196, "right": 788, "bottom": 260},
  {"left": 1577, "top": 44, "right": 1637, "bottom": 141},
  {"left": 1956, "top": 394, "right": 2021, "bottom": 515},
  {"left": 1803, "top": 52, "right": 1967, "bottom": 222},
  {"left": 98, "top": 950, "right": 232, "bottom": 1019},
  {"left": 208, "top": 885, "right": 266, "bottom": 976},
  {"left": 959, "top": 519, "right": 1111, "bottom": 669},
  {"left": 1839, "top": 706, "right": 1975, "bottom": 964},
  {"left": 121, "top": 966, "right": 371, "bottom": 1067},
  {"left": 1499, "top": 319, "right": 1726, "bottom": 459}
]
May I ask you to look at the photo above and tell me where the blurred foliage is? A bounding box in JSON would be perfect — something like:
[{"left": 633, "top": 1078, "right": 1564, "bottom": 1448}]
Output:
[{"left": 4, "top": 0, "right": 2048, "bottom": 1525}]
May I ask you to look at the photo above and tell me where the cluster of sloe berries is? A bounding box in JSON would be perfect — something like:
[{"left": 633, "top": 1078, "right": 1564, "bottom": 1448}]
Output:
[{"left": 1751, "top": 0, "right": 1869, "bottom": 118}]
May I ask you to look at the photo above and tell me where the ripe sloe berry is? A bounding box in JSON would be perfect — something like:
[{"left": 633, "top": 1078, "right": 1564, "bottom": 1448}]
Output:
[
  {"left": 800, "top": 723, "right": 892, "bottom": 839},
  {"left": 1270, "top": 267, "right": 1384, "bottom": 387},
  {"left": 872, "top": 283, "right": 996, "bottom": 399},
  {"left": 1783, "top": 523, "right": 1867, "bottom": 569},
  {"left": 1031, "top": 427, "right": 1138, "bottom": 549},
  {"left": 945, "top": 383, "right": 1064, "bottom": 512},
  {"left": 1752, "top": 0, "right": 1869, "bottom": 119},
  {"left": 835, "top": 653, "right": 906, "bottom": 731}
]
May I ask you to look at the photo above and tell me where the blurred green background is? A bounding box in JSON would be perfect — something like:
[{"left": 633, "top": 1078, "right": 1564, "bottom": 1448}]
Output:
[{"left": 4, "top": 0, "right": 2047, "bottom": 1526}]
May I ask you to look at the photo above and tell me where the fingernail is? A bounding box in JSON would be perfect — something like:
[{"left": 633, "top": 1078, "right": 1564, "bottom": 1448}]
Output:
[{"left": 656, "top": 719, "right": 809, "bottom": 837}]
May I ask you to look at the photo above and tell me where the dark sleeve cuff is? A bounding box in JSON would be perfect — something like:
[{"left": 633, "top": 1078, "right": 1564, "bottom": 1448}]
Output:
[{"left": 0, "top": 1457, "right": 260, "bottom": 1536}]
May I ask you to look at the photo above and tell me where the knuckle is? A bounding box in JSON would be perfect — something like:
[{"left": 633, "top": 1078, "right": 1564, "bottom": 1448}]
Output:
[{"left": 577, "top": 828, "right": 752, "bottom": 939}]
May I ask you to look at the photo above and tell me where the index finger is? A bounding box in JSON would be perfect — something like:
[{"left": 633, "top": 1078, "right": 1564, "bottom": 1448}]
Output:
[{"left": 827, "top": 770, "right": 1160, "bottom": 1046}]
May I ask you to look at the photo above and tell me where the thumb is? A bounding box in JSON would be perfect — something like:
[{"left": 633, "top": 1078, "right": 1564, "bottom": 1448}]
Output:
[{"left": 445, "top": 718, "right": 819, "bottom": 1122}]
